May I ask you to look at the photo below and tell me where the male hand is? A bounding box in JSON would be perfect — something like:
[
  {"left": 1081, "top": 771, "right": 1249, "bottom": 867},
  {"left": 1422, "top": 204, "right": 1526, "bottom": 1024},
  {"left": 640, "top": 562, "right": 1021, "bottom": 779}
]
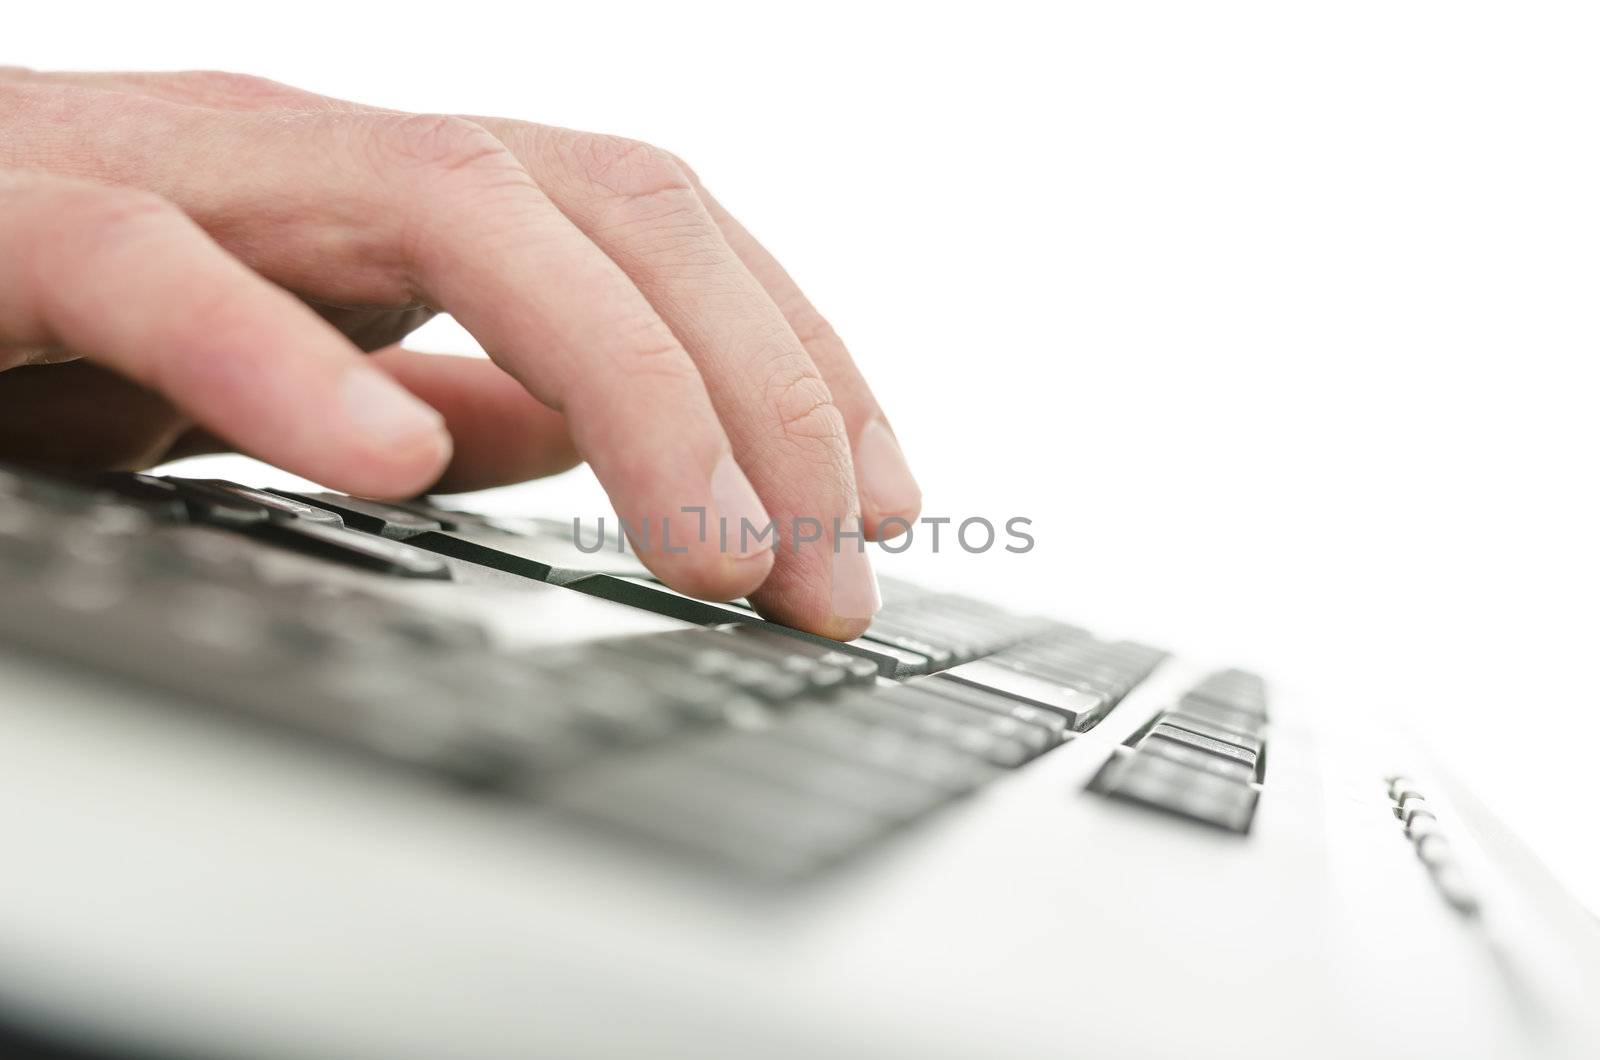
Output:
[{"left": 0, "top": 69, "right": 923, "bottom": 637}]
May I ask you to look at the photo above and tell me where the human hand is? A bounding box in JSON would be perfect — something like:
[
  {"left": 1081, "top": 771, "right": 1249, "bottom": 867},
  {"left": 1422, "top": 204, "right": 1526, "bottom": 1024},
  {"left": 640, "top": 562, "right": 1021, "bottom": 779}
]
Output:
[{"left": 0, "top": 69, "right": 923, "bottom": 638}]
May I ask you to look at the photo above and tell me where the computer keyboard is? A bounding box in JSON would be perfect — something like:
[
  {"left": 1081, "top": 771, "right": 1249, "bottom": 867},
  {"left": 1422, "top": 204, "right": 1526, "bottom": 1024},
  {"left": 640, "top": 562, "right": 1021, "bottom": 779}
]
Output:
[{"left": 0, "top": 463, "right": 1267, "bottom": 877}]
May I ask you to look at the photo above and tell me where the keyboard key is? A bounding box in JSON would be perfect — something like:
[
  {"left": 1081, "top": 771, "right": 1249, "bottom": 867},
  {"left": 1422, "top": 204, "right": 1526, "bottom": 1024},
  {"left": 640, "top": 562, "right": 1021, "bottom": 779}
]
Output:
[
  {"left": 1165, "top": 700, "right": 1266, "bottom": 740},
  {"left": 1095, "top": 751, "right": 1258, "bottom": 832},
  {"left": 80, "top": 472, "right": 191, "bottom": 520},
  {"left": 561, "top": 574, "right": 940, "bottom": 678},
  {"left": 1143, "top": 723, "right": 1258, "bottom": 771},
  {"left": 858, "top": 622, "right": 954, "bottom": 670},
  {"left": 1396, "top": 792, "right": 1430, "bottom": 818},
  {"left": 835, "top": 693, "right": 1034, "bottom": 767},
  {"left": 168, "top": 479, "right": 344, "bottom": 526},
  {"left": 272, "top": 491, "right": 444, "bottom": 538},
  {"left": 1182, "top": 669, "right": 1268, "bottom": 718},
  {"left": 252, "top": 520, "right": 452, "bottom": 579},
  {"left": 1157, "top": 712, "right": 1263, "bottom": 755},
  {"left": 912, "top": 677, "right": 1072, "bottom": 742},
  {"left": 838, "top": 635, "right": 937, "bottom": 677},
  {"left": 1386, "top": 775, "right": 1418, "bottom": 799},
  {"left": 879, "top": 684, "right": 1056, "bottom": 758},
  {"left": 406, "top": 523, "right": 558, "bottom": 581},
  {"left": 1136, "top": 734, "right": 1255, "bottom": 782},
  {"left": 720, "top": 626, "right": 880, "bottom": 686},
  {"left": 938, "top": 659, "right": 1112, "bottom": 730},
  {"left": 681, "top": 630, "right": 854, "bottom": 692}
]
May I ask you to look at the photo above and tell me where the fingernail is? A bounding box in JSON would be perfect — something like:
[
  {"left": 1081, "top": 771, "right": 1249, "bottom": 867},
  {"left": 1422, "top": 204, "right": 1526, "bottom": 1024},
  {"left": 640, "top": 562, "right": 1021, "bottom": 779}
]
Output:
[
  {"left": 710, "top": 453, "right": 773, "bottom": 558},
  {"left": 856, "top": 420, "right": 921, "bottom": 519},
  {"left": 830, "top": 516, "right": 882, "bottom": 619},
  {"left": 342, "top": 367, "right": 447, "bottom": 449}
]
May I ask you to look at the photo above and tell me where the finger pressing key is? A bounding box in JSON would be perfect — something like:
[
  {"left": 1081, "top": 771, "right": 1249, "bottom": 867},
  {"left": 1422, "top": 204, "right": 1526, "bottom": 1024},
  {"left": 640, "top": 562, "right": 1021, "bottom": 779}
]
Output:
[{"left": 482, "top": 123, "right": 883, "bottom": 637}]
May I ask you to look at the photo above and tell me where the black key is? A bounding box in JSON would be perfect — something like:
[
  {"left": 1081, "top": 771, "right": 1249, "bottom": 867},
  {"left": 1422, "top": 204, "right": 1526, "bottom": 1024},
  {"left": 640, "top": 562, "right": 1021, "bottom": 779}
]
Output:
[
  {"left": 1164, "top": 700, "right": 1265, "bottom": 740},
  {"left": 1180, "top": 686, "right": 1266, "bottom": 719},
  {"left": 1158, "top": 711, "right": 1263, "bottom": 755},
  {"left": 1094, "top": 751, "right": 1258, "bottom": 832},
  {"left": 912, "top": 676, "right": 1072, "bottom": 742},
  {"left": 838, "top": 635, "right": 936, "bottom": 677},
  {"left": 858, "top": 622, "right": 954, "bottom": 670},
  {"left": 78, "top": 472, "right": 191, "bottom": 520},
  {"left": 271, "top": 491, "right": 443, "bottom": 538},
  {"left": 1006, "top": 666, "right": 1126, "bottom": 703},
  {"left": 384, "top": 497, "right": 482, "bottom": 531},
  {"left": 938, "top": 658, "right": 1112, "bottom": 730},
  {"left": 597, "top": 633, "right": 812, "bottom": 704},
  {"left": 694, "top": 629, "right": 853, "bottom": 692},
  {"left": 1143, "top": 723, "right": 1258, "bottom": 771},
  {"left": 1184, "top": 669, "right": 1268, "bottom": 717},
  {"left": 721, "top": 626, "right": 880, "bottom": 685},
  {"left": 168, "top": 478, "right": 344, "bottom": 527},
  {"left": 836, "top": 693, "right": 1034, "bottom": 767},
  {"left": 559, "top": 574, "right": 936, "bottom": 678},
  {"left": 405, "top": 524, "right": 557, "bottom": 581},
  {"left": 864, "top": 609, "right": 999, "bottom": 664},
  {"left": 879, "top": 683, "right": 1055, "bottom": 757},
  {"left": 1136, "top": 734, "right": 1255, "bottom": 782},
  {"left": 251, "top": 519, "right": 452, "bottom": 579},
  {"left": 990, "top": 648, "right": 1134, "bottom": 700},
  {"left": 874, "top": 573, "right": 933, "bottom": 609}
]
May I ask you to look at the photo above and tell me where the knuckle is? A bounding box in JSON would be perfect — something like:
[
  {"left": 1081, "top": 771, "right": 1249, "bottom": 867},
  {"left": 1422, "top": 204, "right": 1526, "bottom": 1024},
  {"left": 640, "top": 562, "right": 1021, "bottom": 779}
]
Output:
[
  {"left": 565, "top": 133, "right": 694, "bottom": 204},
  {"left": 174, "top": 69, "right": 296, "bottom": 104},
  {"left": 372, "top": 113, "right": 521, "bottom": 180},
  {"left": 765, "top": 361, "right": 847, "bottom": 446},
  {"left": 611, "top": 317, "right": 698, "bottom": 381},
  {"left": 355, "top": 114, "right": 537, "bottom": 302},
  {"left": 566, "top": 312, "right": 697, "bottom": 399}
]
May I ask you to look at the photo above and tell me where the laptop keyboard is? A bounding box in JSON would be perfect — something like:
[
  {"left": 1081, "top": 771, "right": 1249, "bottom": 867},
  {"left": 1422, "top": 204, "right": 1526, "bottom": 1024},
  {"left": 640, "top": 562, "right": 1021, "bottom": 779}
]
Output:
[{"left": 0, "top": 464, "right": 1269, "bottom": 877}]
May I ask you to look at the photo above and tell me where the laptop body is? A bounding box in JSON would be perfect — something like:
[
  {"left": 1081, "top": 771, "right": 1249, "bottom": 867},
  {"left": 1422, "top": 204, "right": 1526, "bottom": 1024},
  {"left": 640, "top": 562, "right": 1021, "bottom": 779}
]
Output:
[{"left": 0, "top": 464, "right": 1595, "bottom": 1059}]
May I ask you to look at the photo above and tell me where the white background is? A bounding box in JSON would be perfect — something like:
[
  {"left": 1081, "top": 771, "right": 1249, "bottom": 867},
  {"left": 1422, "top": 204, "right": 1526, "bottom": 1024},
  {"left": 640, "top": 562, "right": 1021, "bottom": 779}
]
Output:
[{"left": 16, "top": 2, "right": 1599, "bottom": 911}]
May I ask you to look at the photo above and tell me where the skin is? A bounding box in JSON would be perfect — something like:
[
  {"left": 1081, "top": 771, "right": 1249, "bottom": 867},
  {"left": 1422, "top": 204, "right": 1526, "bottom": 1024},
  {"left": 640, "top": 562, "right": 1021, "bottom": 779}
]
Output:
[{"left": 0, "top": 68, "right": 925, "bottom": 639}]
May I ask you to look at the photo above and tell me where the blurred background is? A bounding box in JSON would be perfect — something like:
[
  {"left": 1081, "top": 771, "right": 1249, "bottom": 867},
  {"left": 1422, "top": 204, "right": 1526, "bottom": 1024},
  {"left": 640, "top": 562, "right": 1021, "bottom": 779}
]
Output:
[{"left": 17, "top": 1, "right": 1599, "bottom": 911}]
